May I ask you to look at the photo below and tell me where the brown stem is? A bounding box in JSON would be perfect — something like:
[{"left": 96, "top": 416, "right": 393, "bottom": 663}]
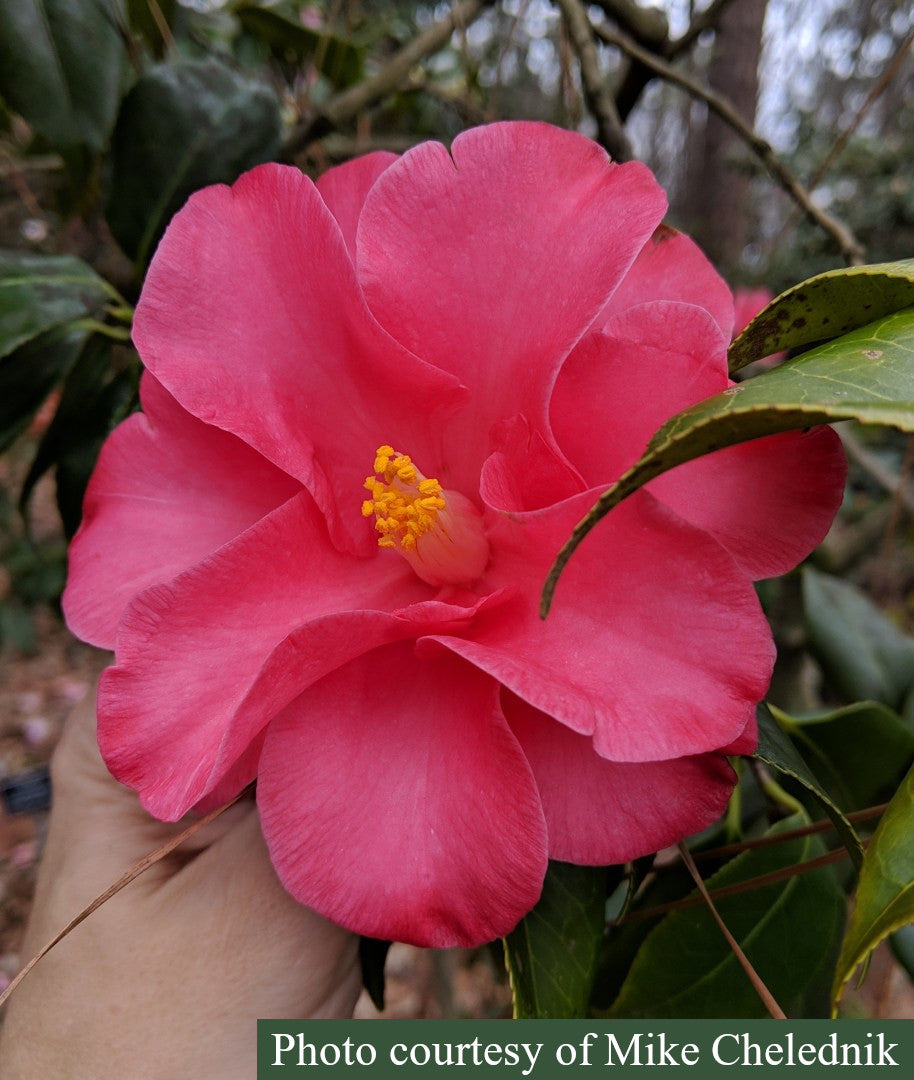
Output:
[
  {"left": 620, "top": 845, "right": 857, "bottom": 926},
  {"left": 678, "top": 842, "right": 787, "bottom": 1019},
  {"left": 283, "top": 0, "right": 492, "bottom": 159},
  {"left": 0, "top": 787, "right": 252, "bottom": 1010},
  {"left": 555, "top": 0, "right": 632, "bottom": 160},
  {"left": 592, "top": 21, "right": 866, "bottom": 265}
]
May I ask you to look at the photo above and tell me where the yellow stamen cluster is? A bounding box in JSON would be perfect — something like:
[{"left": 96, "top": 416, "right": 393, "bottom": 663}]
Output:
[{"left": 362, "top": 445, "right": 446, "bottom": 551}]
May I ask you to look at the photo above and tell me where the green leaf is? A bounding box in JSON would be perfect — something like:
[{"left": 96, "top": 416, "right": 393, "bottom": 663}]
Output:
[
  {"left": 593, "top": 860, "right": 693, "bottom": 1012},
  {"left": 803, "top": 568, "right": 914, "bottom": 710},
  {"left": 609, "top": 814, "right": 845, "bottom": 1018},
  {"left": 504, "top": 861, "right": 609, "bottom": 1018},
  {"left": 233, "top": 3, "right": 362, "bottom": 87},
  {"left": 756, "top": 704, "right": 864, "bottom": 870},
  {"left": 20, "top": 334, "right": 138, "bottom": 536},
  {"left": 786, "top": 701, "right": 914, "bottom": 813},
  {"left": 126, "top": 0, "right": 176, "bottom": 58},
  {"left": 543, "top": 306, "right": 914, "bottom": 614},
  {"left": 729, "top": 260, "right": 914, "bottom": 372},
  {"left": 0, "top": 0, "right": 126, "bottom": 151},
  {"left": 106, "top": 58, "right": 282, "bottom": 266},
  {"left": 358, "top": 937, "right": 392, "bottom": 1013},
  {"left": 833, "top": 763, "right": 914, "bottom": 1012},
  {"left": 0, "top": 251, "right": 110, "bottom": 360},
  {"left": 0, "top": 327, "right": 86, "bottom": 453}
]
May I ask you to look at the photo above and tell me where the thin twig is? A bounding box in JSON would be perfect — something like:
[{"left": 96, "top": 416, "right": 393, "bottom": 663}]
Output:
[
  {"left": 555, "top": 0, "right": 632, "bottom": 160},
  {"left": 838, "top": 427, "right": 914, "bottom": 517},
  {"left": 808, "top": 29, "right": 914, "bottom": 194},
  {"left": 283, "top": 0, "right": 492, "bottom": 158},
  {"left": 771, "top": 29, "right": 914, "bottom": 255},
  {"left": 668, "top": 0, "right": 742, "bottom": 58},
  {"left": 0, "top": 787, "right": 251, "bottom": 1010},
  {"left": 693, "top": 802, "right": 887, "bottom": 864},
  {"left": 592, "top": 20, "right": 866, "bottom": 265},
  {"left": 619, "top": 845, "right": 855, "bottom": 926},
  {"left": 678, "top": 842, "right": 787, "bottom": 1019}
]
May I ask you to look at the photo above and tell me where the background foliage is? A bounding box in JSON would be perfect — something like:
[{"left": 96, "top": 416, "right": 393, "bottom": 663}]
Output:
[{"left": 1, "top": 0, "right": 913, "bottom": 1019}]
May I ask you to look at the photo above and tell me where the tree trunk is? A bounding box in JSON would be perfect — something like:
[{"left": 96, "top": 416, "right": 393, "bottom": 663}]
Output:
[{"left": 683, "top": 0, "right": 769, "bottom": 273}]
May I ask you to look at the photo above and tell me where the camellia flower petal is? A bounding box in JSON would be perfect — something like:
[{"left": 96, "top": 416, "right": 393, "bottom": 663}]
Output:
[{"left": 63, "top": 121, "right": 846, "bottom": 948}]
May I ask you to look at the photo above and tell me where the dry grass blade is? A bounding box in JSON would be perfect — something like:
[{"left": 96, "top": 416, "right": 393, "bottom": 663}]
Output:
[
  {"left": 677, "top": 841, "right": 788, "bottom": 1020},
  {"left": 0, "top": 787, "right": 251, "bottom": 1010}
]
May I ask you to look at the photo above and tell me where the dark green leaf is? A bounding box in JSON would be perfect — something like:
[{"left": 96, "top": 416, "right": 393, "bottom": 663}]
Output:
[
  {"left": 609, "top": 814, "right": 845, "bottom": 1018},
  {"left": 833, "top": 763, "right": 914, "bottom": 1012},
  {"left": 233, "top": 3, "right": 362, "bottom": 87},
  {"left": 592, "top": 860, "right": 693, "bottom": 1012},
  {"left": 0, "top": 251, "right": 109, "bottom": 360},
  {"left": 126, "top": 0, "right": 176, "bottom": 57},
  {"left": 19, "top": 334, "right": 138, "bottom": 536},
  {"left": 358, "top": 937, "right": 392, "bottom": 1012},
  {"left": 729, "top": 260, "right": 914, "bottom": 372},
  {"left": 0, "top": 327, "right": 86, "bottom": 453},
  {"left": 504, "top": 861, "right": 608, "bottom": 1018},
  {"left": 786, "top": 701, "right": 914, "bottom": 812},
  {"left": 106, "top": 58, "right": 282, "bottom": 265},
  {"left": 756, "top": 704, "right": 864, "bottom": 870},
  {"left": 543, "top": 306, "right": 914, "bottom": 614},
  {"left": 0, "top": 0, "right": 126, "bottom": 151},
  {"left": 803, "top": 568, "right": 914, "bottom": 710}
]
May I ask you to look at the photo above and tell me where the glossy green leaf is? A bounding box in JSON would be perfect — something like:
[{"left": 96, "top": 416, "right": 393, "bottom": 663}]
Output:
[
  {"left": 609, "top": 814, "right": 845, "bottom": 1018},
  {"left": 126, "top": 0, "right": 176, "bottom": 57},
  {"left": 833, "top": 763, "right": 914, "bottom": 1012},
  {"left": 803, "top": 568, "right": 914, "bottom": 711},
  {"left": 756, "top": 704, "right": 864, "bottom": 870},
  {"left": 787, "top": 701, "right": 914, "bottom": 813},
  {"left": 0, "top": 0, "right": 126, "bottom": 151},
  {"left": 106, "top": 59, "right": 282, "bottom": 266},
  {"left": 20, "top": 334, "right": 138, "bottom": 536},
  {"left": 358, "top": 937, "right": 392, "bottom": 1012},
  {"left": 233, "top": 3, "right": 362, "bottom": 87},
  {"left": 0, "top": 251, "right": 110, "bottom": 360},
  {"left": 504, "top": 861, "right": 609, "bottom": 1018},
  {"left": 729, "top": 260, "right": 914, "bottom": 372},
  {"left": 0, "top": 327, "right": 86, "bottom": 453},
  {"left": 592, "top": 860, "right": 693, "bottom": 1012},
  {"left": 543, "top": 307, "right": 914, "bottom": 614}
]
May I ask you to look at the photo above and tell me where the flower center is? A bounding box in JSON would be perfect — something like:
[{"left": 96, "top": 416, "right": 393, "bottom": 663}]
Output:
[{"left": 362, "top": 445, "right": 489, "bottom": 587}]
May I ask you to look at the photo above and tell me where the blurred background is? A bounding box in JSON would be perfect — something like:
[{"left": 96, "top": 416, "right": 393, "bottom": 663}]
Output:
[{"left": 1, "top": 0, "right": 913, "bottom": 1016}]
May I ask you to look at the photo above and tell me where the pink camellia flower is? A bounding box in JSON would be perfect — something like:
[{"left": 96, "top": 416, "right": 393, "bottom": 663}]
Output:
[{"left": 63, "top": 123, "right": 845, "bottom": 947}]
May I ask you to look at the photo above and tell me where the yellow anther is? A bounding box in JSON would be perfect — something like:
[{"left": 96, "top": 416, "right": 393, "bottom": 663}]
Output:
[{"left": 362, "top": 444, "right": 446, "bottom": 554}]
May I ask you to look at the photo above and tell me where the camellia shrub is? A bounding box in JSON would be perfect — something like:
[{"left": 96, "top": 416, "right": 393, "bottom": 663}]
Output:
[{"left": 2, "top": 0, "right": 914, "bottom": 1023}]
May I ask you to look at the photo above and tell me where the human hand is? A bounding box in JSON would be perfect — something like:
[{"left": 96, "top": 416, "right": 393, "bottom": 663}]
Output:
[{"left": 0, "top": 683, "right": 360, "bottom": 1078}]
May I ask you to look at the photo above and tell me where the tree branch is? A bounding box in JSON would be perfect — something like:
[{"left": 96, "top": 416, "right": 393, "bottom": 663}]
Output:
[
  {"left": 283, "top": 0, "right": 492, "bottom": 159},
  {"left": 668, "top": 0, "right": 742, "bottom": 58},
  {"left": 555, "top": 0, "right": 632, "bottom": 161},
  {"left": 592, "top": 21, "right": 866, "bottom": 265}
]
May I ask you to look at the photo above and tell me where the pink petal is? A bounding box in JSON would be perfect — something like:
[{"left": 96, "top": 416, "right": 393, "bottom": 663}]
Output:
[
  {"left": 63, "top": 374, "right": 300, "bottom": 648},
  {"left": 133, "top": 163, "right": 464, "bottom": 556},
  {"left": 434, "top": 489, "right": 774, "bottom": 762},
  {"left": 552, "top": 304, "right": 845, "bottom": 578},
  {"left": 97, "top": 492, "right": 431, "bottom": 819},
  {"left": 650, "top": 427, "right": 847, "bottom": 579},
  {"left": 357, "top": 122, "right": 666, "bottom": 487},
  {"left": 504, "top": 693, "right": 736, "bottom": 864},
  {"left": 316, "top": 151, "right": 397, "bottom": 261},
  {"left": 551, "top": 303, "right": 728, "bottom": 487},
  {"left": 480, "top": 413, "right": 584, "bottom": 514},
  {"left": 597, "top": 225, "right": 735, "bottom": 338},
  {"left": 257, "top": 644, "right": 548, "bottom": 948}
]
